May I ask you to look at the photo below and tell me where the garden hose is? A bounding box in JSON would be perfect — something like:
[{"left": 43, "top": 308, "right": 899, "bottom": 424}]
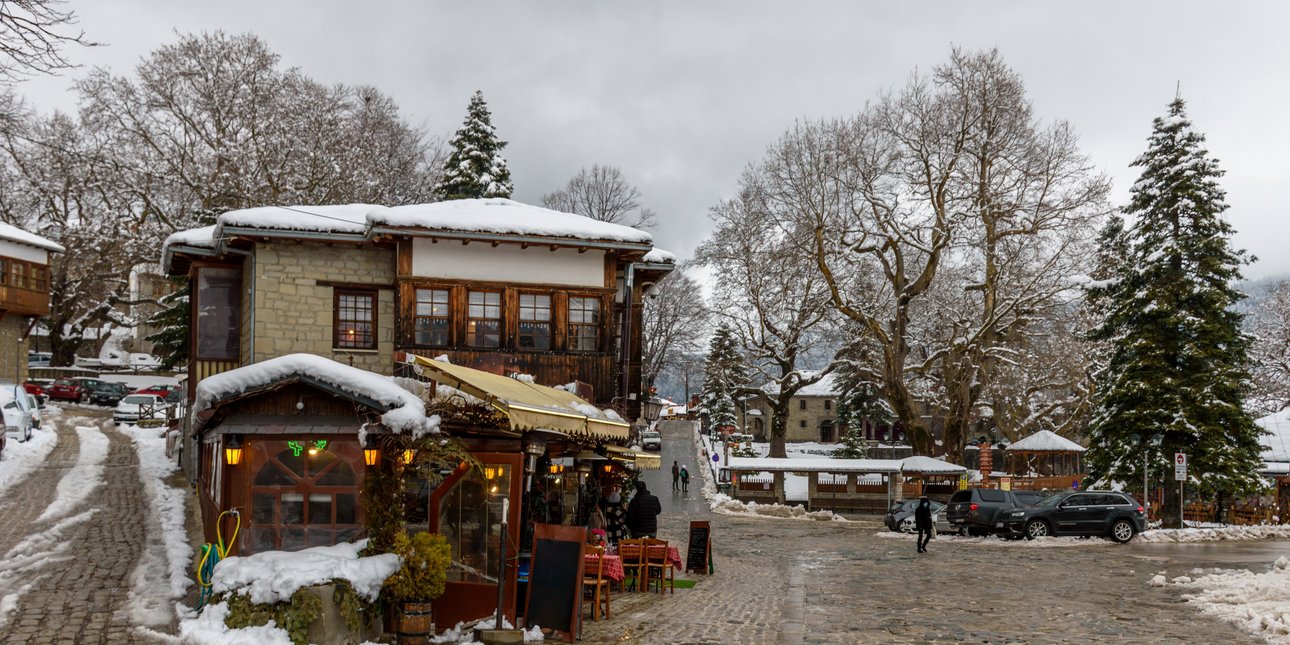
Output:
[{"left": 196, "top": 509, "right": 240, "bottom": 609}]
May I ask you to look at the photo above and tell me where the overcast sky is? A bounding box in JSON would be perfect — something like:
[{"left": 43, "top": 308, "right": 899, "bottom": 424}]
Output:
[{"left": 18, "top": 1, "right": 1290, "bottom": 278}]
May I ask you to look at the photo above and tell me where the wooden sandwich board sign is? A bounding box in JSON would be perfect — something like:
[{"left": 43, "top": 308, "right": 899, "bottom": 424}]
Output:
[
  {"left": 686, "top": 520, "right": 712, "bottom": 574},
  {"left": 525, "top": 523, "right": 586, "bottom": 643}
]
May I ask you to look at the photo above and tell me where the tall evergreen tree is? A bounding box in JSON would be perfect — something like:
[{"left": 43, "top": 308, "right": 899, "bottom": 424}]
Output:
[
  {"left": 432, "top": 90, "right": 513, "bottom": 201},
  {"left": 1086, "top": 97, "right": 1265, "bottom": 525},
  {"left": 833, "top": 365, "right": 888, "bottom": 459},
  {"left": 698, "top": 325, "right": 747, "bottom": 431}
]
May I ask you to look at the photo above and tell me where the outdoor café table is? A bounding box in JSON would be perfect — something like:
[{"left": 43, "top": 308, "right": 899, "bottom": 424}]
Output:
[
  {"left": 584, "top": 553, "right": 625, "bottom": 583},
  {"left": 616, "top": 544, "right": 683, "bottom": 571}
]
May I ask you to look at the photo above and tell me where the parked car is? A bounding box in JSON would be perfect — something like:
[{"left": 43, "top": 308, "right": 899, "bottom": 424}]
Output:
[
  {"left": 996, "top": 491, "right": 1147, "bottom": 543},
  {"left": 71, "top": 378, "right": 129, "bottom": 406},
  {"left": 45, "top": 378, "right": 88, "bottom": 403},
  {"left": 885, "top": 499, "right": 953, "bottom": 534},
  {"left": 133, "top": 384, "right": 183, "bottom": 404},
  {"left": 22, "top": 380, "right": 49, "bottom": 406},
  {"left": 113, "top": 394, "right": 172, "bottom": 426},
  {"left": 27, "top": 351, "right": 51, "bottom": 368},
  {"left": 1, "top": 386, "right": 34, "bottom": 443},
  {"left": 946, "top": 488, "right": 1043, "bottom": 536},
  {"left": 641, "top": 430, "right": 662, "bottom": 450}
]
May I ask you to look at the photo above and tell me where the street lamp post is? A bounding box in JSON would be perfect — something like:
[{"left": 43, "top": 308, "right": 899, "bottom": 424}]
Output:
[{"left": 1132, "top": 433, "right": 1164, "bottom": 518}]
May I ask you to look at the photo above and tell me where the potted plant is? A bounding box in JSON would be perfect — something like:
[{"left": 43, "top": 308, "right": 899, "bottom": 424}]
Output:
[{"left": 385, "top": 531, "right": 451, "bottom": 644}]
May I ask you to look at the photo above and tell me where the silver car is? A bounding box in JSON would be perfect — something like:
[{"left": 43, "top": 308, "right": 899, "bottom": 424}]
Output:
[{"left": 885, "top": 499, "right": 953, "bottom": 534}]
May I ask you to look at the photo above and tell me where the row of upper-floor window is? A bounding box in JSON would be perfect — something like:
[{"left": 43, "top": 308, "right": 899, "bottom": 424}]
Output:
[{"left": 0, "top": 257, "right": 48, "bottom": 292}]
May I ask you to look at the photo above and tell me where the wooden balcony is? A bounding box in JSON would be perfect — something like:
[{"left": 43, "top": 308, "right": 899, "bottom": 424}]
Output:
[{"left": 0, "top": 285, "right": 49, "bottom": 316}]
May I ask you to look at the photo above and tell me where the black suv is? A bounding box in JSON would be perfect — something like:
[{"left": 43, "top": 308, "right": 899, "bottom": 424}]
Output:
[
  {"left": 946, "top": 488, "right": 1045, "bottom": 536},
  {"left": 996, "top": 491, "right": 1146, "bottom": 543}
]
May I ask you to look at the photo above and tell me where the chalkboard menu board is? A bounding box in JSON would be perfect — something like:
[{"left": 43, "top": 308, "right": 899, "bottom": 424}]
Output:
[
  {"left": 686, "top": 520, "right": 711, "bottom": 574},
  {"left": 525, "top": 524, "right": 586, "bottom": 643}
]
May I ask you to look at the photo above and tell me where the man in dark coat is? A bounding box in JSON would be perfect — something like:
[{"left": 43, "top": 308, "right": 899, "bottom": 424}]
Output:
[
  {"left": 625, "top": 480, "right": 663, "bottom": 538},
  {"left": 671, "top": 461, "right": 680, "bottom": 491},
  {"left": 915, "top": 497, "right": 933, "bottom": 553}
]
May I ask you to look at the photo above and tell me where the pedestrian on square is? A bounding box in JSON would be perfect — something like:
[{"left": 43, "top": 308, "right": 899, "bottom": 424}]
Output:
[
  {"left": 671, "top": 460, "right": 681, "bottom": 491},
  {"left": 915, "top": 497, "right": 933, "bottom": 553},
  {"left": 626, "top": 480, "right": 662, "bottom": 538},
  {"left": 680, "top": 465, "right": 690, "bottom": 493}
]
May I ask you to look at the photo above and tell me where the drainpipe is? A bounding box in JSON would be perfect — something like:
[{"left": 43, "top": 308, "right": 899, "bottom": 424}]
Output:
[{"left": 620, "top": 262, "right": 635, "bottom": 418}]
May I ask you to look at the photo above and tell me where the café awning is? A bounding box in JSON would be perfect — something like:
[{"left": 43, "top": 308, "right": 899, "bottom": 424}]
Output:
[
  {"left": 401, "top": 352, "right": 631, "bottom": 442},
  {"left": 604, "top": 445, "right": 661, "bottom": 470}
]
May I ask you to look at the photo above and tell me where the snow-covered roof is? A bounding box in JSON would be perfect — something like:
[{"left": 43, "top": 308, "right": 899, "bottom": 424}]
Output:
[
  {"left": 193, "top": 353, "right": 438, "bottom": 437},
  {"left": 1006, "top": 430, "right": 1086, "bottom": 453},
  {"left": 1257, "top": 409, "right": 1290, "bottom": 462},
  {"left": 900, "top": 455, "right": 969, "bottom": 474},
  {"left": 760, "top": 372, "right": 840, "bottom": 398},
  {"left": 219, "top": 203, "right": 376, "bottom": 235},
  {"left": 642, "top": 247, "right": 676, "bottom": 263},
  {"left": 372, "top": 199, "right": 652, "bottom": 244},
  {"left": 0, "top": 221, "right": 63, "bottom": 253},
  {"left": 725, "top": 455, "right": 967, "bottom": 475}
]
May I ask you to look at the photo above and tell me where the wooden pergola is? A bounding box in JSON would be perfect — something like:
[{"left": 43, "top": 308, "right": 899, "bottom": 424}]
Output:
[{"left": 1005, "top": 430, "right": 1085, "bottom": 477}]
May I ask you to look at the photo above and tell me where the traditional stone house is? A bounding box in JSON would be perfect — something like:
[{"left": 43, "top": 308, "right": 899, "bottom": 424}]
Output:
[
  {"left": 0, "top": 223, "right": 62, "bottom": 382},
  {"left": 738, "top": 374, "right": 842, "bottom": 443}
]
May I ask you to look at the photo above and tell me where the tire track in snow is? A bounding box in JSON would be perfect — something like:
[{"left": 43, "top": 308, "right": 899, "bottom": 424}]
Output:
[
  {"left": 36, "top": 425, "right": 108, "bottom": 523},
  {"left": 118, "top": 424, "right": 192, "bottom": 627},
  {"left": 0, "top": 508, "right": 98, "bottom": 629}
]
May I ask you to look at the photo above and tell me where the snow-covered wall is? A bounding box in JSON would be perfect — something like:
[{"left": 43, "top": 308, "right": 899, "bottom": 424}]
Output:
[
  {"left": 0, "top": 239, "right": 48, "bottom": 265},
  {"left": 411, "top": 238, "right": 607, "bottom": 287}
]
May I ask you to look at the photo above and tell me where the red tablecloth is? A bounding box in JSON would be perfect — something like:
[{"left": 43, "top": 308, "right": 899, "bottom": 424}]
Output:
[
  {"left": 584, "top": 554, "right": 624, "bottom": 582},
  {"left": 616, "top": 545, "right": 682, "bottom": 570}
]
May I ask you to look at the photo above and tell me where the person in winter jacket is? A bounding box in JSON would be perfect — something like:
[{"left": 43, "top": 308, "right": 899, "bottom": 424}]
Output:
[
  {"left": 915, "top": 497, "right": 933, "bottom": 553},
  {"left": 679, "top": 465, "right": 690, "bottom": 493},
  {"left": 625, "top": 480, "right": 663, "bottom": 538}
]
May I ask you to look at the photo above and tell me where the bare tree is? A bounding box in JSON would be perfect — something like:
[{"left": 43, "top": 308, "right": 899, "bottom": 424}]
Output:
[
  {"left": 697, "top": 188, "right": 837, "bottom": 458},
  {"left": 542, "top": 164, "right": 657, "bottom": 229},
  {"left": 0, "top": 0, "right": 96, "bottom": 83},
  {"left": 1248, "top": 280, "right": 1290, "bottom": 415},
  {"left": 641, "top": 268, "right": 709, "bottom": 394}
]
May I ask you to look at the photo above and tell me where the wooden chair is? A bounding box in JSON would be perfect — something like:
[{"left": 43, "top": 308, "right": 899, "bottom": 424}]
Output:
[
  {"left": 644, "top": 538, "right": 673, "bottom": 594},
  {"left": 618, "top": 538, "right": 647, "bottom": 592},
  {"left": 582, "top": 544, "right": 611, "bottom": 620}
]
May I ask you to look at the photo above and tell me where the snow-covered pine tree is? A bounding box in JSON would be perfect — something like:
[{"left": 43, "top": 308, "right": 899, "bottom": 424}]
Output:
[
  {"left": 1086, "top": 97, "right": 1265, "bottom": 525},
  {"left": 432, "top": 90, "right": 513, "bottom": 201},
  {"left": 833, "top": 364, "right": 887, "bottom": 459},
  {"left": 698, "top": 324, "right": 746, "bottom": 432}
]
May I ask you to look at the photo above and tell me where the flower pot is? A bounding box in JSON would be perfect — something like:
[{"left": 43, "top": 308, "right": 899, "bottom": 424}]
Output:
[{"left": 397, "top": 600, "right": 434, "bottom": 645}]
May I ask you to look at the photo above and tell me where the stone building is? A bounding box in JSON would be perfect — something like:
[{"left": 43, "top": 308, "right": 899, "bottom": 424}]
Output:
[
  {"left": 738, "top": 374, "right": 843, "bottom": 443},
  {"left": 0, "top": 223, "right": 62, "bottom": 382}
]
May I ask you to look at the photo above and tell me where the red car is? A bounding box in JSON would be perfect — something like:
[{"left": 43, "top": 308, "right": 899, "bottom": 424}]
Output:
[
  {"left": 45, "top": 378, "right": 88, "bottom": 403},
  {"left": 133, "top": 384, "right": 182, "bottom": 404}
]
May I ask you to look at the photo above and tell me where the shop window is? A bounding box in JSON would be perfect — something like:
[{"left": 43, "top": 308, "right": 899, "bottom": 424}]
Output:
[
  {"left": 569, "top": 297, "right": 600, "bottom": 351},
  {"left": 438, "top": 464, "right": 511, "bottom": 583},
  {"left": 335, "top": 290, "right": 376, "bottom": 349},
  {"left": 414, "top": 288, "right": 451, "bottom": 346},
  {"left": 195, "top": 267, "right": 241, "bottom": 360},
  {"left": 246, "top": 439, "right": 363, "bottom": 554},
  {"left": 467, "top": 291, "right": 501, "bottom": 347},
  {"left": 518, "top": 293, "right": 552, "bottom": 350}
]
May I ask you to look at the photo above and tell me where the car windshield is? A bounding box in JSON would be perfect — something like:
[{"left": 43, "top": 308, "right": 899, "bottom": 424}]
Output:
[
  {"left": 1036, "top": 493, "right": 1068, "bottom": 507},
  {"left": 121, "top": 395, "right": 154, "bottom": 405},
  {"left": 644, "top": 432, "right": 660, "bottom": 438}
]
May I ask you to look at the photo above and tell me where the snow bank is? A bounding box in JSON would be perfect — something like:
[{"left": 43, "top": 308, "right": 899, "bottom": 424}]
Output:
[
  {"left": 194, "top": 354, "right": 439, "bottom": 437},
  {"left": 427, "top": 612, "right": 546, "bottom": 643},
  {"left": 178, "top": 601, "right": 294, "bottom": 645},
  {"left": 37, "top": 425, "right": 108, "bottom": 522},
  {"left": 874, "top": 532, "right": 1114, "bottom": 548},
  {"left": 1165, "top": 557, "right": 1290, "bottom": 644},
  {"left": 1139, "top": 525, "right": 1290, "bottom": 543},
  {"left": 212, "top": 540, "right": 399, "bottom": 605},
  {"left": 710, "top": 493, "right": 846, "bottom": 522},
  {"left": 118, "top": 424, "right": 192, "bottom": 626},
  {"left": 0, "top": 423, "right": 58, "bottom": 498}
]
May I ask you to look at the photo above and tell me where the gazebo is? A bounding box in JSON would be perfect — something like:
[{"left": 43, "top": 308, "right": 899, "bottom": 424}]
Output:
[
  {"left": 1005, "top": 430, "right": 1085, "bottom": 479},
  {"left": 900, "top": 455, "right": 969, "bottom": 501}
]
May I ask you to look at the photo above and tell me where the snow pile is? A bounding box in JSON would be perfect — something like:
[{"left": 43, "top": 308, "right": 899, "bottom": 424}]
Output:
[
  {"left": 709, "top": 492, "right": 845, "bottom": 522},
  {"left": 37, "top": 426, "right": 108, "bottom": 522},
  {"left": 118, "top": 424, "right": 192, "bottom": 626},
  {"left": 428, "top": 613, "right": 545, "bottom": 643},
  {"left": 1139, "top": 525, "right": 1290, "bottom": 543},
  {"left": 0, "top": 423, "right": 57, "bottom": 498},
  {"left": 178, "top": 600, "right": 293, "bottom": 645},
  {"left": 1167, "top": 557, "right": 1290, "bottom": 643},
  {"left": 212, "top": 540, "right": 399, "bottom": 605},
  {"left": 194, "top": 354, "right": 439, "bottom": 437}
]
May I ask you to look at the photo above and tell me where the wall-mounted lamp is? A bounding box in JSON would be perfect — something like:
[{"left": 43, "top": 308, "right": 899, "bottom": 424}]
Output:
[
  {"left": 400, "top": 449, "right": 416, "bottom": 465},
  {"left": 224, "top": 435, "right": 244, "bottom": 466},
  {"left": 363, "top": 436, "right": 380, "bottom": 467}
]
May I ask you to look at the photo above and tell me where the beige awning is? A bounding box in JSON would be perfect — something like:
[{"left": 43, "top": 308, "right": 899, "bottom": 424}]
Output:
[
  {"left": 402, "top": 353, "right": 631, "bottom": 442},
  {"left": 605, "top": 445, "right": 661, "bottom": 470}
]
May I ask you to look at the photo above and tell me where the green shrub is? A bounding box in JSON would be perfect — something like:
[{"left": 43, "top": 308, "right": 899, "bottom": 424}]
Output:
[
  {"left": 221, "top": 588, "right": 323, "bottom": 645},
  {"left": 385, "top": 532, "right": 452, "bottom": 601}
]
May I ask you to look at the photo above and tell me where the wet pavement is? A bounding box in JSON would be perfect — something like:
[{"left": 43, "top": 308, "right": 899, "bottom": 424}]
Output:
[{"left": 582, "top": 419, "right": 1272, "bottom": 644}]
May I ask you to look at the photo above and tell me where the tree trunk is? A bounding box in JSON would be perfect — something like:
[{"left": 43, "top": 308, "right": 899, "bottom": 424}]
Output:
[
  {"left": 1162, "top": 476, "right": 1182, "bottom": 529},
  {"left": 769, "top": 402, "right": 788, "bottom": 458}
]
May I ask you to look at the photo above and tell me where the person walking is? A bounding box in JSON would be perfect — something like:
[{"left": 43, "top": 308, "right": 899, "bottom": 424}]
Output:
[
  {"left": 915, "top": 497, "right": 933, "bottom": 553},
  {"left": 680, "top": 465, "right": 690, "bottom": 493},
  {"left": 671, "top": 460, "right": 681, "bottom": 491},
  {"left": 625, "top": 480, "right": 663, "bottom": 538},
  {"left": 601, "top": 485, "right": 627, "bottom": 545}
]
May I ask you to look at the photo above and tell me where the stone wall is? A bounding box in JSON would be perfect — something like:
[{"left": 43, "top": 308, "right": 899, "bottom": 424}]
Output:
[
  {"left": 740, "top": 395, "right": 838, "bottom": 443},
  {"left": 0, "top": 316, "right": 29, "bottom": 382},
  {"left": 249, "top": 242, "right": 396, "bottom": 374}
]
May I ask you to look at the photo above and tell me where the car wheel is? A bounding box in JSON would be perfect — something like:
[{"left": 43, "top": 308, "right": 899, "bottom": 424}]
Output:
[
  {"left": 899, "top": 517, "right": 915, "bottom": 533},
  {"left": 1110, "top": 519, "right": 1136, "bottom": 543},
  {"left": 1024, "top": 519, "right": 1050, "bottom": 540}
]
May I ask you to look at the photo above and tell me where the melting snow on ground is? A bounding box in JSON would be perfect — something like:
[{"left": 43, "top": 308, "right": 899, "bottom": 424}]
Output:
[
  {"left": 1156, "top": 557, "right": 1290, "bottom": 644},
  {"left": 118, "top": 423, "right": 192, "bottom": 626},
  {"left": 37, "top": 425, "right": 107, "bottom": 522},
  {"left": 874, "top": 531, "right": 1115, "bottom": 548},
  {"left": 1139, "top": 525, "right": 1290, "bottom": 542},
  {"left": 0, "top": 417, "right": 58, "bottom": 498}
]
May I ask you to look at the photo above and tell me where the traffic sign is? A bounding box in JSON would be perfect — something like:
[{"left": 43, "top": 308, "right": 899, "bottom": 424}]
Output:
[{"left": 1175, "top": 452, "right": 1187, "bottom": 481}]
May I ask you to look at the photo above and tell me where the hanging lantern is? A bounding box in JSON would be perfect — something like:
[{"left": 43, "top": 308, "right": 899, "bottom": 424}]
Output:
[
  {"left": 363, "top": 436, "right": 380, "bottom": 467},
  {"left": 400, "top": 449, "right": 416, "bottom": 465},
  {"left": 603, "top": 464, "right": 613, "bottom": 474},
  {"left": 224, "top": 435, "right": 244, "bottom": 466}
]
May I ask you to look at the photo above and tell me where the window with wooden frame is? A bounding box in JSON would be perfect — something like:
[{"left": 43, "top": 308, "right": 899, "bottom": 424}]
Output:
[
  {"left": 517, "top": 293, "right": 552, "bottom": 350},
  {"left": 194, "top": 266, "right": 241, "bottom": 361},
  {"left": 334, "top": 289, "right": 376, "bottom": 350},
  {"left": 799, "top": 399, "right": 807, "bottom": 411},
  {"left": 246, "top": 439, "right": 363, "bottom": 554},
  {"left": 413, "top": 288, "right": 451, "bottom": 346},
  {"left": 9, "top": 261, "right": 26, "bottom": 289},
  {"left": 467, "top": 290, "right": 502, "bottom": 347},
  {"left": 29, "top": 265, "right": 46, "bottom": 292},
  {"left": 568, "top": 296, "right": 600, "bottom": 352}
]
